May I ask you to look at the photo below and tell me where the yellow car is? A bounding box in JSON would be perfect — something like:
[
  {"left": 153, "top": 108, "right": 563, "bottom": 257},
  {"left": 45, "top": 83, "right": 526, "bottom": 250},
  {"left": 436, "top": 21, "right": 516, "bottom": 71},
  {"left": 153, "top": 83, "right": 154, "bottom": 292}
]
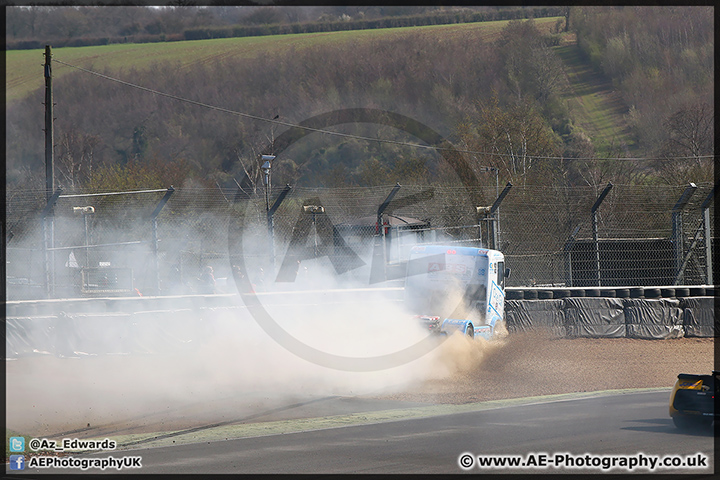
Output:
[{"left": 669, "top": 372, "right": 717, "bottom": 429}]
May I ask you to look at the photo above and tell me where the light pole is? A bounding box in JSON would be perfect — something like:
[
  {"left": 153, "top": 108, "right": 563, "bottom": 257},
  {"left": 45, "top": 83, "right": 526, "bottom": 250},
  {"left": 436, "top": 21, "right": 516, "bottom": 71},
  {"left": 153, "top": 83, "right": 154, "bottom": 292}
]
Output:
[{"left": 261, "top": 155, "right": 275, "bottom": 269}]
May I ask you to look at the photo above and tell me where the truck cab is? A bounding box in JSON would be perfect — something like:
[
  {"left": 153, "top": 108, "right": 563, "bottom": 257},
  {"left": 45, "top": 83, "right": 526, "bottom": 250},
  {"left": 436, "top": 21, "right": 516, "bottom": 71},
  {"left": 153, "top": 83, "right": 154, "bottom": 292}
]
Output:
[{"left": 404, "top": 245, "right": 509, "bottom": 340}]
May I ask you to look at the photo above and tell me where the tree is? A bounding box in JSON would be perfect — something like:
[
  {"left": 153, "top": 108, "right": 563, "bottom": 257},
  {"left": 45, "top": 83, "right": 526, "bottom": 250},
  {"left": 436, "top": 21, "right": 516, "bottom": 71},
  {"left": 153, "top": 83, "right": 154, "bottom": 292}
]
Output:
[
  {"left": 56, "top": 130, "right": 102, "bottom": 189},
  {"left": 661, "top": 102, "right": 714, "bottom": 159},
  {"left": 465, "top": 97, "right": 564, "bottom": 187},
  {"left": 654, "top": 101, "right": 714, "bottom": 185}
]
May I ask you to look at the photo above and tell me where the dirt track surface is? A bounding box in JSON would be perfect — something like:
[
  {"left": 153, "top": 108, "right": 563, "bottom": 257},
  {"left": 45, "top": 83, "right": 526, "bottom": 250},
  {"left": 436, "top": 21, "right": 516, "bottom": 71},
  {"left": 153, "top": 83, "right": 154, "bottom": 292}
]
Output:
[
  {"left": 376, "top": 334, "right": 715, "bottom": 404},
  {"left": 6, "top": 333, "right": 714, "bottom": 438}
]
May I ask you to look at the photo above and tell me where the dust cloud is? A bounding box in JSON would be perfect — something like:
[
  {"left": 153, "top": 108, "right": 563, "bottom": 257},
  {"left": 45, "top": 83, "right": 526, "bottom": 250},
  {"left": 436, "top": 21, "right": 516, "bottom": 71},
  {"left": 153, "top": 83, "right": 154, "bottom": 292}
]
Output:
[
  {"left": 6, "top": 279, "right": 506, "bottom": 437},
  {"left": 6, "top": 218, "right": 509, "bottom": 437}
]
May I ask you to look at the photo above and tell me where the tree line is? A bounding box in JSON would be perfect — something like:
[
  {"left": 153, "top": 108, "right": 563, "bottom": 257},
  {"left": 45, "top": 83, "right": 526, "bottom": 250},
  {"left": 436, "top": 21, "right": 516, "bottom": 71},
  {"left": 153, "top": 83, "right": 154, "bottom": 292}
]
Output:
[
  {"left": 571, "top": 6, "right": 713, "bottom": 166},
  {"left": 6, "top": 8, "right": 713, "bottom": 201},
  {"left": 6, "top": 5, "right": 563, "bottom": 50}
]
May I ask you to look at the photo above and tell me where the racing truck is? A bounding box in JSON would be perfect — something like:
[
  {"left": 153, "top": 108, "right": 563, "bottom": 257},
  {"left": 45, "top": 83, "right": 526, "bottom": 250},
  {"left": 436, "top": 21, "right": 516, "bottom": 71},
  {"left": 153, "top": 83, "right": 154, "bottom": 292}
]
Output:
[
  {"left": 404, "top": 245, "right": 509, "bottom": 340},
  {"left": 669, "top": 371, "right": 718, "bottom": 429}
]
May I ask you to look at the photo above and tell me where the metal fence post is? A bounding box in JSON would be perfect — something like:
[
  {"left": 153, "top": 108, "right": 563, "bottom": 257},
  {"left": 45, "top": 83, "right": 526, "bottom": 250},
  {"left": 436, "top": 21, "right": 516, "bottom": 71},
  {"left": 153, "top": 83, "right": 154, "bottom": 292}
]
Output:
[
  {"left": 701, "top": 185, "right": 715, "bottom": 285},
  {"left": 671, "top": 183, "right": 697, "bottom": 285},
  {"left": 591, "top": 183, "right": 613, "bottom": 287},
  {"left": 150, "top": 186, "right": 175, "bottom": 293}
]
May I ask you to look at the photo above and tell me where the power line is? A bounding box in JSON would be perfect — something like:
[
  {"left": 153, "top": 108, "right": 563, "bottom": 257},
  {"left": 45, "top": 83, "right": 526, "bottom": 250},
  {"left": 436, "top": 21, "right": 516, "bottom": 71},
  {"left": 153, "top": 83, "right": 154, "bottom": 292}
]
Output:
[{"left": 53, "top": 58, "right": 715, "bottom": 162}]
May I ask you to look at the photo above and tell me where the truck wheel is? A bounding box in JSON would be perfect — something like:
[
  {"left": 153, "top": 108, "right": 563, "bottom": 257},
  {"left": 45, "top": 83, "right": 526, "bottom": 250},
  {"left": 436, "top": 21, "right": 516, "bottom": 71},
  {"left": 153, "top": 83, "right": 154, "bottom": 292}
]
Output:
[{"left": 466, "top": 324, "right": 474, "bottom": 339}]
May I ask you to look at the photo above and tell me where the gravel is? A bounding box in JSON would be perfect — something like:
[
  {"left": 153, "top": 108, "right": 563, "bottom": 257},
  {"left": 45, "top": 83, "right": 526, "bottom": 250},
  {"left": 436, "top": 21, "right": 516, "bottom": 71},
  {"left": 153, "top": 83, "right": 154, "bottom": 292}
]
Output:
[{"left": 376, "top": 333, "right": 715, "bottom": 405}]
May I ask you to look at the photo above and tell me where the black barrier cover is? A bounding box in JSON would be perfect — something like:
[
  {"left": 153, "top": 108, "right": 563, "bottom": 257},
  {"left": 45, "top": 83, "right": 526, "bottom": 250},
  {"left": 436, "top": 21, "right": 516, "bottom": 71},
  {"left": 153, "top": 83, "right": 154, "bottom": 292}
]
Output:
[
  {"left": 680, "top": 296, "right": 716, "bottom": 338},
  {"left": 623, "top": 298, "right": 684, "bottom": 339},
  {"left": 505, "top": 299, "right": 565, "bottom": 337},
  {"left": 563, "top": 297, "right": 625, "bottom": 338}
]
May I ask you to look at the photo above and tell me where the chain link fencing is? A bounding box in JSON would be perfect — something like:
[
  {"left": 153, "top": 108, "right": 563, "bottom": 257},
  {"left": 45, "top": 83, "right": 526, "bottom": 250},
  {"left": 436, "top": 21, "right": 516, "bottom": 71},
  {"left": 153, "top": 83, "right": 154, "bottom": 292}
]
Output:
[{"left": 5, "top": 182, "right": 715, "bottom": 300}]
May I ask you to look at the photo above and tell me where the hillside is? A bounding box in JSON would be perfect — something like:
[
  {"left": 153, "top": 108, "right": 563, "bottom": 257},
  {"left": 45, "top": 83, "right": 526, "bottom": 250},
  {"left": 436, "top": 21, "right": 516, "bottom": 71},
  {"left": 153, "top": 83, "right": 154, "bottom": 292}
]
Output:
[
  {"left": 6, "top": 18, "right": 558, "bottom": 104},
  {"left": 6, "top": 9, "right": 712, "bottom": 193},
  {"left": 554, "top": 34, "right": 636, "bottom": 154}
]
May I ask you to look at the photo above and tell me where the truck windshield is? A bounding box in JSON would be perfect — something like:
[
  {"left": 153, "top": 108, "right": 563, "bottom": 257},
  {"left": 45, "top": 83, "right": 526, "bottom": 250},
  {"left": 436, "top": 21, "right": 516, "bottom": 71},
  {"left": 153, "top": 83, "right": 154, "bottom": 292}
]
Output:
[{"left": 404, "top": 249, "right": 488, "bottom": 319}]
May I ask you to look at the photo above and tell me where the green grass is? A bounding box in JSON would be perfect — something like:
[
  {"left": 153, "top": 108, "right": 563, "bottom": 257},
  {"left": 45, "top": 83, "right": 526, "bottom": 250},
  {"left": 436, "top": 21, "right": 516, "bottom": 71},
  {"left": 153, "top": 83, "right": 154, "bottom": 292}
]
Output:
[
  {"left": 6, "top": 17, "right": 560, "bottom": 103},
  {"left": 554, "top": 37, "right": 637, "bottom": 153}
]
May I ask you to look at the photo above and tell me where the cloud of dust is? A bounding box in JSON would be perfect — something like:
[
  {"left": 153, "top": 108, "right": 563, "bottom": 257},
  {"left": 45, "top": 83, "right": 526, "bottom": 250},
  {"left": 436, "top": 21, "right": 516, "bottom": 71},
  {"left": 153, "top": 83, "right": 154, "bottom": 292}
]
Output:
[{"left": 6, "top": 212, "right": 509, "bottom": 436}]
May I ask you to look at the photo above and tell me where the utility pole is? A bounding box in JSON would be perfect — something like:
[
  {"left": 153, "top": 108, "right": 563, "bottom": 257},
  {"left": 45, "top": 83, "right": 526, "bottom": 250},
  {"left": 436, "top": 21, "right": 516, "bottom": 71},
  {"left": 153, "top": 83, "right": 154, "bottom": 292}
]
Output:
[{"left": 44, "top": 45, "right": 56, "bottom": 297}]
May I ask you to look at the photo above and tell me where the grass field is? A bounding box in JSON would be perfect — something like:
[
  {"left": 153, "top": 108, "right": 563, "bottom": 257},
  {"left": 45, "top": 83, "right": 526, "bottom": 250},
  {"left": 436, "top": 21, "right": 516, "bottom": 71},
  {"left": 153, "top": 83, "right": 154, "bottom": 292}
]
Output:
[
  {"left": 6, "top": 17, "right": 560, "bottom": 104},
  {"left": 7, "top": 17, "right": 632, "bottom": 156}
]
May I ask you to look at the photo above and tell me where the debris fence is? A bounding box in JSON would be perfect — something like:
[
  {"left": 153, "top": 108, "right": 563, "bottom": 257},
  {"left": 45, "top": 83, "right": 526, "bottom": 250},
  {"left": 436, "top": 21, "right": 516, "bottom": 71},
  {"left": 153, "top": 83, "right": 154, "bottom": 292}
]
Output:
[{"left": 5, "top": 182, "right": 715, "bottom": 299}]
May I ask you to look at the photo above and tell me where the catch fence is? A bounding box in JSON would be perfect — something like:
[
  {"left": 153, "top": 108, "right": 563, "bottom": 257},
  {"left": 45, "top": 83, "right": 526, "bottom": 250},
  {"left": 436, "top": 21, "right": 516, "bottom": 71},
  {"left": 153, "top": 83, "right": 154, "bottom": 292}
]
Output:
[{"left": 5, "top": 182, "right": 715, "bottom": 300}]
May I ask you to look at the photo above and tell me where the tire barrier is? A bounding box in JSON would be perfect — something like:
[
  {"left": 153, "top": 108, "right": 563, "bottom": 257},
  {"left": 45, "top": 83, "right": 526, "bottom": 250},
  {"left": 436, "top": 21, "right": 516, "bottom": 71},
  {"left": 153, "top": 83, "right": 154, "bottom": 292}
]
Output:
[
  {"left": 614, "top": 288, "right": 630, "bottom": 298},
  {"left": 643, "top": 287, "right": 662, "bottom": 299},
  {"left": 624, "top": 298, "right": 684, "bottom": 339},
  {"left": 5, "top": 288, "right": 716, "bottom": 357},
  {"left": 523, "top": 289, "right": 538, "bottom": 300},
  {"left": 5, "top": 306, "right": 238, "bottom": 358},
  {"left": 660, "top": 288, "right": 675, "bottom": 298},
  {"left": 510, "top": 286, "right": 712, "bottom": 301},
  {"left": 563, "top": 297, "right": 625, "bottom": 338},
  {"left": 505, "top": 299, "right": 565, "bottom": 337},
  {"left": 505, "top": 295, "right": 716, "bottom": 339},
  {"left": 681, "top": 296, "right": 717, "bottom": 337},
  {"left": 630, "top": 287, "right": 644, "bottom": 298}
]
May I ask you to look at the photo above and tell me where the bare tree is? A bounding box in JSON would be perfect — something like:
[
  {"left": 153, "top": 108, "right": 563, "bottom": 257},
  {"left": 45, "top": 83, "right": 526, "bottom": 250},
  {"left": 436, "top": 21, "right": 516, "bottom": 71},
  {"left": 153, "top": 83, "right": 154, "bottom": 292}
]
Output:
[{"left": 662, "top": 102, "right": 714, "bottom": 159}]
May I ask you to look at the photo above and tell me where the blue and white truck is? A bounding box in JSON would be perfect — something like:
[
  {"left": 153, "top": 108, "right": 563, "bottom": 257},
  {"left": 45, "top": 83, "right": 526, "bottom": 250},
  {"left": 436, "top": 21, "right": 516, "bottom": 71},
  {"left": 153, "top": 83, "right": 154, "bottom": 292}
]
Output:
[{"left": 404, "top": 245, "right": 510, "bottom": 340}]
